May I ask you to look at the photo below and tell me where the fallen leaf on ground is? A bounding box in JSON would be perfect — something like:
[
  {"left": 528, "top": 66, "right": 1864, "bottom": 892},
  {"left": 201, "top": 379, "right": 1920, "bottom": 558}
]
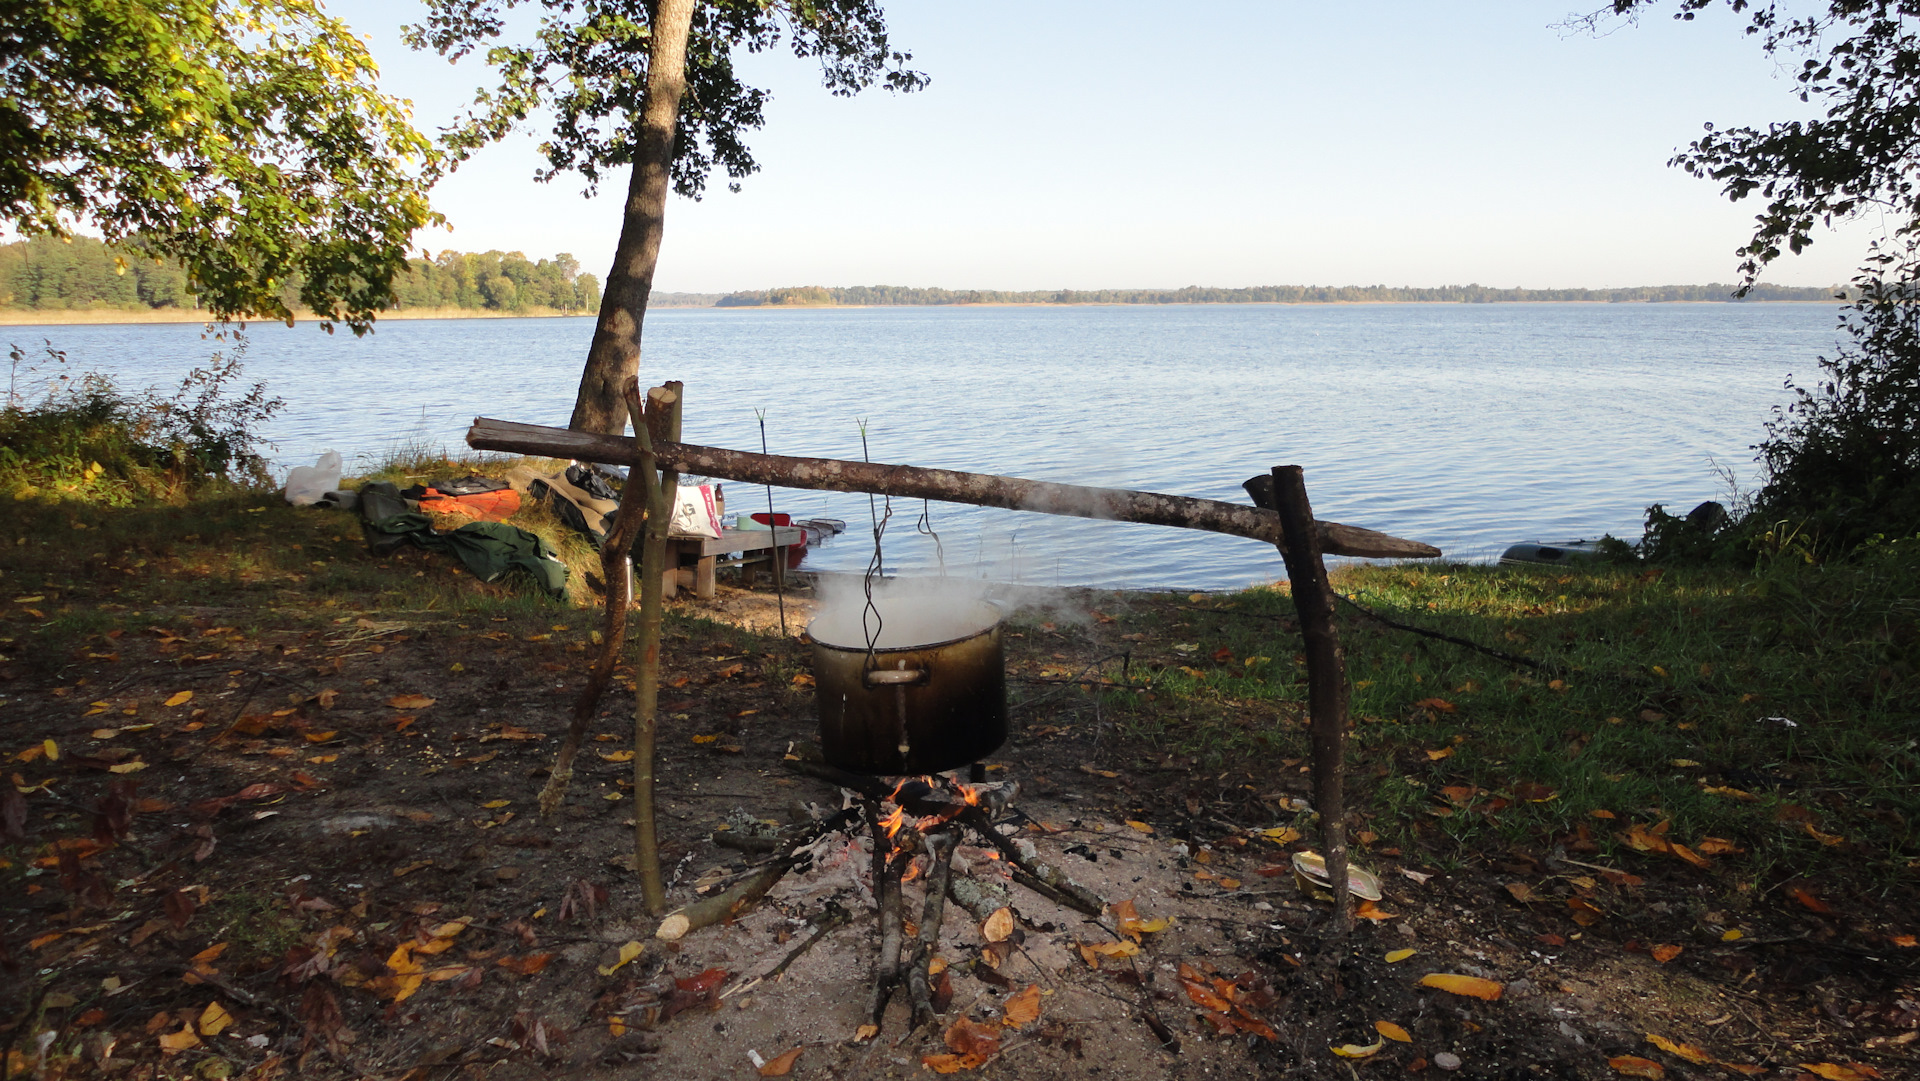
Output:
[
  {"left": 197, "top": 1001, "right": 233, "bottom": 1036},
  {"left": 599, "top": 749, "right": 635, "bottom": 762},
  {"left": 158, "top": 1023, "right": 201, "bottom": 1054},
  {"left": 1650, "top": 944, "right": 1683, "bottom": 964},
  {"left": 1645, "top": 1034, "right": 1710, "bottom": 1064},
  {"left": 597, "top": 941, "right": 644, "bottom": 976},
  {"left": 1003, "top": 984, "right": 1041, "bottom": 1026},
  {"left": 1608, "top": 1055, "right": 1665, "bottom": 1079},
  {"left": 982, "top": 907, "right": 1014, "bottom": 942},
  {"left": 1124, "top": 819, "right": 1154, "bottom": 834},
  {"left": 165, "top": 691, "right": 193, "bottom": 707},
  {"left": 1384, "top": 948, "right": 1415, "bottom": 963},
  {"left": 1375, "top": 1020, "right": 1411, "bottom": 1043},
  {"left": 1418, "top": 973, "right": 1503, "bottom": 1000},
  {"left": 386, "top": 694, "right": 436, "bottom": 710},
  {"left": 944, "top": 1017, "right": 1001, "bottom": 1059},
  {"left": 1425, "top": 747, "right": 1453, "bottom": 760},
  {"left": 1355, "top": 899, "right": 1396, "bottom": 921},
  {"left": 497, "top": 952, "right": 554, "bottom": 976},
  {"left": 1788, "top": 886, "right": 1833, "bottom": 913},
  {"left": 1505, "top": 882, "right": 1538, "bottom": 903},
  {"left": 1331, "top": 1039, "right": 1384, "bottom": 1059},
  {"left": 1414, "top": 698, "right": 1457, "bottom": 713},
  {"left": 758, "top": 1047, "right": 803, "bottom": 1077}
]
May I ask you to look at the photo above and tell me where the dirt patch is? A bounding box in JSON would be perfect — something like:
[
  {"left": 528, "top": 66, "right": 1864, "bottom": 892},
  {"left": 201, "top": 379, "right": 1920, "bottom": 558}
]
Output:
[{"left": 2, "top": 566, "right": 1916, "bottom": 1081}]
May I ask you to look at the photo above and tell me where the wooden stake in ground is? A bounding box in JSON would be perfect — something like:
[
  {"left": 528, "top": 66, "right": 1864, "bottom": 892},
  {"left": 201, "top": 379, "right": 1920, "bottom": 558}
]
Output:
[
  {"left": 632, "top": 382, "right": 682, "bottom": 915},
  {"left": 540, "top": 381, "right": 651, "bottom": 818},
  {"left": 1253, "top": 466, "right": 1353, "bottom": 932}
]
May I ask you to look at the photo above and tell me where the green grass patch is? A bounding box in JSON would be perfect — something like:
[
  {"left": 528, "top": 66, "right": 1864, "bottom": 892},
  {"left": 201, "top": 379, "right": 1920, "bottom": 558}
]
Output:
[{"left": 1108, "top": 555, "right": 1919, "bottom": 885}]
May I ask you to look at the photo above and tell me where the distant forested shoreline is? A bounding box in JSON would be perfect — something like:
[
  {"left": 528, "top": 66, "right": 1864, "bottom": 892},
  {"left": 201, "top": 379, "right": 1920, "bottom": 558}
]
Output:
[
  {"left": 707, "top": 282, "right": 1841, "bottom": 307},
  {"left": 1, "top": 235, "right": 1840, "bottom": 319},
  {"left": 0, "top": 236, "right": 599, "bottom": 316}
]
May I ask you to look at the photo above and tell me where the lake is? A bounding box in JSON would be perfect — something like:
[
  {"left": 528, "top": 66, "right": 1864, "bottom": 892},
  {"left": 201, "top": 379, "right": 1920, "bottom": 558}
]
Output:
[{"left": 5, "top": 303, "right": 1842, "bottom": 590}]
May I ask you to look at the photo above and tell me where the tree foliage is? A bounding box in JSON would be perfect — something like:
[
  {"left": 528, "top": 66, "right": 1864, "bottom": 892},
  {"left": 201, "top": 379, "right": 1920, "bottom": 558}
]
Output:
[
  {"left": 405, "top": 0, "right": 926, "bottom": 200},
  {"left": 1600, "top": 1, "right": 1920, "bottom": 552},
  {"left": 0, "top": 0, "right": 443, "bottom": 330}
]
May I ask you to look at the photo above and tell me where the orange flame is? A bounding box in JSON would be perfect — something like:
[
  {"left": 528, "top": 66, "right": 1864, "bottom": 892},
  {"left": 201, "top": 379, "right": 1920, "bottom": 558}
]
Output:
[
  {"left": 901, "top": 858, "right": 924, "bottom": 883},
  {"left": 956, "top": 783, "right": 982, "bottom": 807},
  {"left": 879, "top": 806, "right": 906, "bottom": 840}
]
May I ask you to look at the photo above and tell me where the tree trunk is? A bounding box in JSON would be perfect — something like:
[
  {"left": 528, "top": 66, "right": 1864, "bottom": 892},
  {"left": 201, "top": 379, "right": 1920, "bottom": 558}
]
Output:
[{"left": 568, "top": 0, "right": 697, "bottom": 435}]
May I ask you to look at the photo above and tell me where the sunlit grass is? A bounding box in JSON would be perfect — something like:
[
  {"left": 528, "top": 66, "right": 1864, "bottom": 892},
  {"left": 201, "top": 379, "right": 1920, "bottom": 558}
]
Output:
[{"left": 1103, "top": 555, "right": 1919, "bottom": 883}]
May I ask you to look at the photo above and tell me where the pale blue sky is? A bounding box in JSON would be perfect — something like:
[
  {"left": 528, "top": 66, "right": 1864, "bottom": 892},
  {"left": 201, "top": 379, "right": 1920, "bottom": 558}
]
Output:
[{"left": 337, "top": 0, "right": 1870, "bottom": 292}]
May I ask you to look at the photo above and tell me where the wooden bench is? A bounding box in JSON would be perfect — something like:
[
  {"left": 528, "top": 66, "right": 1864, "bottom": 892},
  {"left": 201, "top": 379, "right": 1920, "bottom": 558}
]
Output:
[{"left": 663, "top": 526, "right": 805, "bottom": 599}]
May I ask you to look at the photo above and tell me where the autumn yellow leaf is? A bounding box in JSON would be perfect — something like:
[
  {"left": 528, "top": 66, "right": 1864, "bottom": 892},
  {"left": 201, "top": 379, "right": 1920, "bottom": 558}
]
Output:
[
  {"left": 302, "top": 730, "right": 337, "bottom": 743},
  {"left": 107, "top": 760, "right": 148, "bottom": 774},
  {"left": 165, "top": 691, "right": 193, "bottom": 707},
  {"left": 1331, "top": 1039, "right": 1384, "bottom": 1059},
  {"left": 386, "top": 694, "right": 436, "bottom": 710},
  {"left": 1645, "top": 1034, "right": 1710, "bottom": 1064},
  {"left": 42, "top": 738, "right": 59, "bottom": 761},
  {"left": 691, "top": 734, "right": 720, "bottom": 744},
  {"left": 1418, "top": 973, "right": 1503, "bottom": 1000},
  {"left": 853, "top": 1023, "right": 879, "bottom": 1042},
  {"left": 1721, "top": 929, "right": 1744, "bottom": 941},
  {"left": 982, "top": 907, "right": 1015, "bottom": 943},
  {"left": 1650, "top": 944, "right": 1683, "bottom": 963},
  {"left": 481, "top": 799, "right": 511, "bottom": 809},
  {"left": 1375, "top": 1020, "right": 1412, "bottom": 1043},
  {"left": 1384, "top": 948, "right": 1415, "bottom": 963},
  {"left": 1002, "top": 984, "right": 1041, "bottom": 1027},
  {"left": 1608, "top": 1055, "right": 1665, "bottom": 1079},
  {"left": 197, "top": 1001, "right": 233, "bottom": 1037},
  {"left": 598, "top": 749, "right": 635, "bottom": 762},
  {"left": 1425, "top": 747, "right": 1453, "bottom": 760},
  {"left": 1124, "top": 819, "right": 1154, "bottom": 834},
  {"left": 597, "top": 940, "right": 644, "bottom": 976},
  {"left": 158, "top": 1022, "right": 202, "bottom": 1054}
]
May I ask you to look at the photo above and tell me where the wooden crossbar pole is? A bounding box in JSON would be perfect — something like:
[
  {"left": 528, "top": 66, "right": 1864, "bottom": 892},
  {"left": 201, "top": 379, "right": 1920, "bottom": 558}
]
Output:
[{"left": 466, "top": 417, "right": 1441, "bottom": 560}]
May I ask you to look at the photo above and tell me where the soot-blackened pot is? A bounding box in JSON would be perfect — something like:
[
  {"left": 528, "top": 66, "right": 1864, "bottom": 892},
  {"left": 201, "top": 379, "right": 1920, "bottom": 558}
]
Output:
[{"left": 810, "top": 600, "right": 1007, "bottom": 775}]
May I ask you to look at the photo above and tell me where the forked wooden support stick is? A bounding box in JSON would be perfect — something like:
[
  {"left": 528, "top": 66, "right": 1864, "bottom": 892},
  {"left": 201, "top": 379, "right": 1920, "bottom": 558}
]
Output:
[
  {"left": 1250, "top": 466, "right": 1352, "bottom": 933},
  {"left": 632, "top": 382, "right": 683, "bottom": 915}
]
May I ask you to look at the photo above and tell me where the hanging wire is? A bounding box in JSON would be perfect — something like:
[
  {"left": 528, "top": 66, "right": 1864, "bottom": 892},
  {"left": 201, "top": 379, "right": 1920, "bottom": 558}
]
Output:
[
  {"left": 915, "top": 498, "right": 946, "bottom": 576},
  {"left": 754, "top": 408, "right": 788, "bottom": 638},
  {"left": 857, "top": 419, "right": 891, "bottom": 665}
]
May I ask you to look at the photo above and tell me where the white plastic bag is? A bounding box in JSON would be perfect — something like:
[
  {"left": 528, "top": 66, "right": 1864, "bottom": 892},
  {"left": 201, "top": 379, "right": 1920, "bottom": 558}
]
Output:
[
  {"left": 669, "top": 483, "right": 723, "bottom": 539},
  {"left": 284, "top": 451, "right": 343, "bottom": 506}
]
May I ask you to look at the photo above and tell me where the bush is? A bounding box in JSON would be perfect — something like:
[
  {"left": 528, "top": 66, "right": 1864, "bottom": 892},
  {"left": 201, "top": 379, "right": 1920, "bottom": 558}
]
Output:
[
  {"left": 1, "top": 335, "right": 283, "bottom": 503},
  {"left": 1749, "top": 254, "right": 1920, "bottom": 558}
]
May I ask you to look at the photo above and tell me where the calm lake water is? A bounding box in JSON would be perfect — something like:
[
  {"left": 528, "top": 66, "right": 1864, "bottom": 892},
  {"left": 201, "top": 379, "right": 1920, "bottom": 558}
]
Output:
[{"left": 7, "top": 303, "right": 1841, "bottom": 590}]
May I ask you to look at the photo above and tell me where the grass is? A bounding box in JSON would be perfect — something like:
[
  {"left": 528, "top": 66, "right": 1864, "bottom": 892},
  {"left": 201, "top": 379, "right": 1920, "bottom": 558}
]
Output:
[{"left": 1099, "top": 552, "right": 1920, "bottom": 888}]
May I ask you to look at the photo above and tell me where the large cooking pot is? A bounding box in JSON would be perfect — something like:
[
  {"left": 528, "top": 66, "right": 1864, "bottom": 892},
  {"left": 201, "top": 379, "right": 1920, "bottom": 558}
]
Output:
[{"left": 810, "top": 599, "right": 1007, "bottom": 775}]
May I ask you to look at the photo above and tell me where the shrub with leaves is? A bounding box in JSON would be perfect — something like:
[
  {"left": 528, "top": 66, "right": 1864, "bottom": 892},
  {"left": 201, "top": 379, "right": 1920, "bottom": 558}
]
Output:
[{"left": 1, "top": 335, "right": 283, "bottom": 503}]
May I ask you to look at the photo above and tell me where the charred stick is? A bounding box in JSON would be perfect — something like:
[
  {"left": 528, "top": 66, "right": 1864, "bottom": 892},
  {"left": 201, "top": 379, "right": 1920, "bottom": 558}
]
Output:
[
  {"left": 907, "top": 829, "right": 959, "bottom": 1030},
  {"left": 868, "top": 807, "right": 909, "bottom": 1028},
  {"left": 764, "top": 903, "right": 854, "bottom": 982},
  {"left": 959, "top": 808, "right": 1105, "bottom": 918},
  {"left": 540, "top": 382, "right": 652, "bottom": 818}
]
